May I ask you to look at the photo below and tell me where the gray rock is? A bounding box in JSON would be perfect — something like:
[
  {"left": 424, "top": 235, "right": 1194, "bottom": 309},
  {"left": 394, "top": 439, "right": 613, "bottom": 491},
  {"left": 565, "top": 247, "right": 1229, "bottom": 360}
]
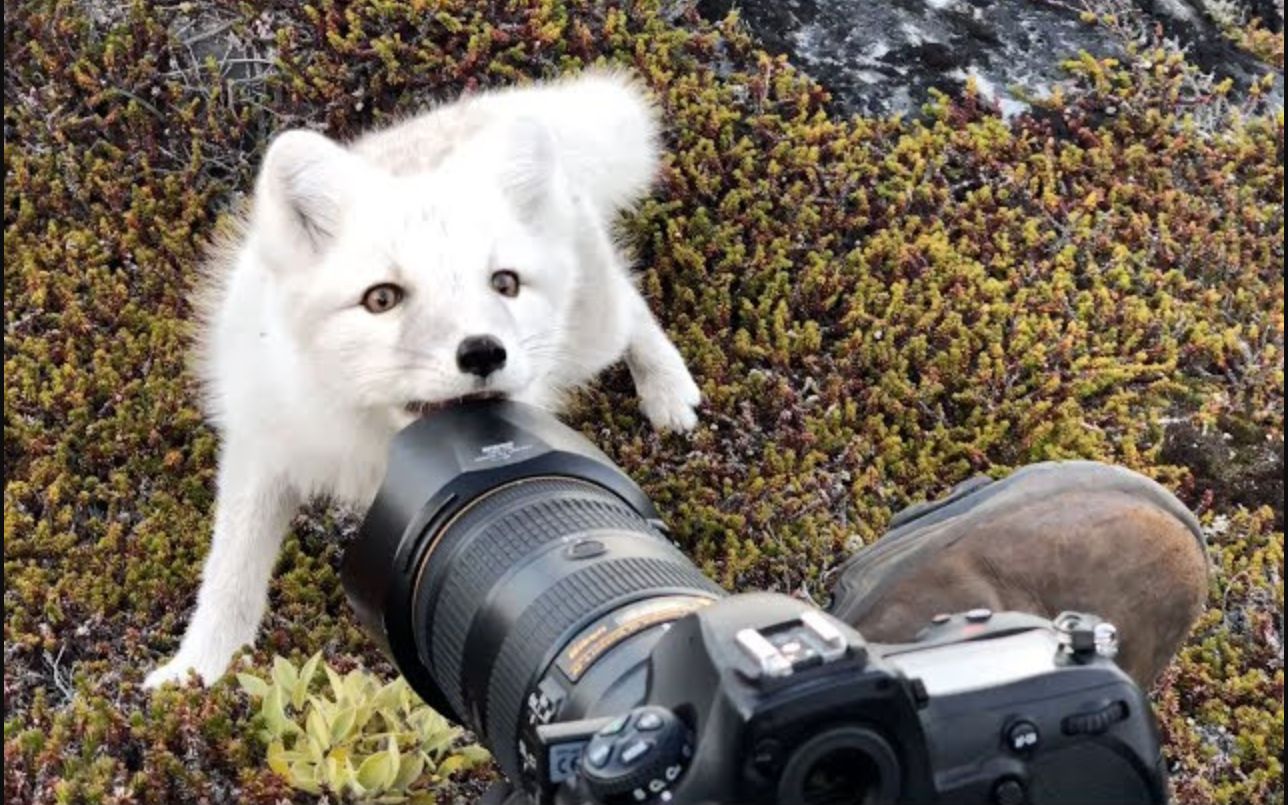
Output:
[{"left": 696, "top": 0, "right": 1283, "bottom": 118}]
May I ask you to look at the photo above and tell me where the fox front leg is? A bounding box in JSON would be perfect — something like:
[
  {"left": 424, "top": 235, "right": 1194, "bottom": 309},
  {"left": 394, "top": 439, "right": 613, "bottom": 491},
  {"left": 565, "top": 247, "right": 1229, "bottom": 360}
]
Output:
[
  {"left": 144, "top": 445, "right": 298, "bottom": 687},
  {"left": 623, "top": 290, "right": 701, "bottom": 432}
]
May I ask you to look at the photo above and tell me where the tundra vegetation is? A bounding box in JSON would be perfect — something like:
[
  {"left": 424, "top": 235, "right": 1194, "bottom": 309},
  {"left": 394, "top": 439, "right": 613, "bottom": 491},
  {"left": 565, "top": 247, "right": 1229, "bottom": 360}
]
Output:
[{"left": 4, "top": 1, "right": 1282, "bottom": 802}]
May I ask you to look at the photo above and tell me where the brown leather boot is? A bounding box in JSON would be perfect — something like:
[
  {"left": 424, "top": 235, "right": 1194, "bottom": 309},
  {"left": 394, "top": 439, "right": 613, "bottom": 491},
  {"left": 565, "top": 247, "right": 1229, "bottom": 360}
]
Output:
[{"left": 827, "top": 461, "right": 1209, "bottom": 688}]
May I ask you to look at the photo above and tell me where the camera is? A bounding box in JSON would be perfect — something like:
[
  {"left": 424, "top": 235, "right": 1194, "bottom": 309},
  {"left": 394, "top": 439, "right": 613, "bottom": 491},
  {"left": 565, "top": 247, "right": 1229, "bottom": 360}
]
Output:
[{"left": 342, "top": 399, "right": 1169, "bottom": 804}]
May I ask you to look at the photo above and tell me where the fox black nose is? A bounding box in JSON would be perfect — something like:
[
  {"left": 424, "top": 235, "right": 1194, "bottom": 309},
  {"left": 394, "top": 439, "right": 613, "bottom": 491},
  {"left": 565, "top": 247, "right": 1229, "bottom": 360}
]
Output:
[{"left": 456, "top": 335, "right": 507, "bottom": 378}]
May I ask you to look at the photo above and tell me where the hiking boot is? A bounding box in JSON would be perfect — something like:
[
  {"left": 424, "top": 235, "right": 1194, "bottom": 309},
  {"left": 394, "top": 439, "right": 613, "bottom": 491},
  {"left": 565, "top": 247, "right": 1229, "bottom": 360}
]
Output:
[{"left": 827, "top": 461, "right": 1209, "bottom": 687}]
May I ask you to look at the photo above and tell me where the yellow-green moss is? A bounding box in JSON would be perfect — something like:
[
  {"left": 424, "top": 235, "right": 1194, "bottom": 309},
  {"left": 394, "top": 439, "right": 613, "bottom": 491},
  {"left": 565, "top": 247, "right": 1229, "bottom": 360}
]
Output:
[{"left": 4, "top": 1, "right": 1283, "bottom": 803}]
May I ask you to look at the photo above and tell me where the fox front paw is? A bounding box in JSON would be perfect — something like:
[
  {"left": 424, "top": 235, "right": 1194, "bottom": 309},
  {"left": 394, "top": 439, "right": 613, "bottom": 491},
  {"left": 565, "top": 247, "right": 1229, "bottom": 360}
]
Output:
[
  {"left": 637, "top": 368, "right": 701, "bottom": 432},
  {"left": 143, "top": 649, "right": 231, "bottom": 689}
]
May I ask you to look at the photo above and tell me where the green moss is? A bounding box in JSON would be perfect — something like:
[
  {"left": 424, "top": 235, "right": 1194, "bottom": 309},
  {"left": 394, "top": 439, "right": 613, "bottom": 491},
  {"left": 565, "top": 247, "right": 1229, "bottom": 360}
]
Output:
[{"left": 4, "top": 1, "right": 1282, "bottom": 803}]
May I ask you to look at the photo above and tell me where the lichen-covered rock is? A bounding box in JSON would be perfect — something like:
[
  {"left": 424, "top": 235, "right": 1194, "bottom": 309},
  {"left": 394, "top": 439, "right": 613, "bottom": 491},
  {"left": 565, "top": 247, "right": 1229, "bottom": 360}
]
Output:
[{"left": 3, "top": 1, "right": 1282, "bottom": 803}]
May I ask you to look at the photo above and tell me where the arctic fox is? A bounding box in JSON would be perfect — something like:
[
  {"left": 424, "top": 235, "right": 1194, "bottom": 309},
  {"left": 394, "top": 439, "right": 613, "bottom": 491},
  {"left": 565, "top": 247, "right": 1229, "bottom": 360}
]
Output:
[{"left": 144, "top": 70, "right": 701, "bottom": 688}]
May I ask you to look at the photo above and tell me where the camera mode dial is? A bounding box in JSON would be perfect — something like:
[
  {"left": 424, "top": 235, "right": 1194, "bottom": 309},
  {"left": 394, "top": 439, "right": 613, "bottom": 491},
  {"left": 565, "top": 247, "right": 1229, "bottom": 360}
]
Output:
[{"left": 581, "top": 706, "right": 691, "bottom": 803}]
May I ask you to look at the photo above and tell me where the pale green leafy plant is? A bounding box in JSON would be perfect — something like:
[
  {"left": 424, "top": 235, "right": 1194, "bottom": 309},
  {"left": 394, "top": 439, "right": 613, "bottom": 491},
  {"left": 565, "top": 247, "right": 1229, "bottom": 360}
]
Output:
[{"left": 237, "top": 653, "right": 491, "bottom": 803}]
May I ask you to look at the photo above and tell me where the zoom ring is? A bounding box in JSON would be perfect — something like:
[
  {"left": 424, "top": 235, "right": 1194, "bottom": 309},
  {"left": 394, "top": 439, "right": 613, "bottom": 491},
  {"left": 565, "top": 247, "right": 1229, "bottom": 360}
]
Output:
[{"left": 420, "top": 479, "right": 658, "bottom": 721}]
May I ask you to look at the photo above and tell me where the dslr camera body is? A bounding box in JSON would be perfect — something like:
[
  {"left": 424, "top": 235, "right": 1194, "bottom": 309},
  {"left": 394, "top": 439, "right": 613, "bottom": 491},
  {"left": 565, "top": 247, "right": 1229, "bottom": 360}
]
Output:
[{"left": 343, "top": 401, "right": 1169, "bottom": 805}]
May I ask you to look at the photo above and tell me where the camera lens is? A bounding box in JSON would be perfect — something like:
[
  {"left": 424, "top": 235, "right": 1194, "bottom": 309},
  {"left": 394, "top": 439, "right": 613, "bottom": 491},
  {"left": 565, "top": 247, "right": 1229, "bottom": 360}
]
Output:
[
  {"left": 777, "top": 726, "right": 901, "bottom": 805},
  {"left": 342, "top": 399, "right": 726, "bottom": 783},
  {"left": 342, "top": 401, "right": 724, "bottom": 786},
  {"left": 411, "top": 475, "right": 719, "bottom": 780}
]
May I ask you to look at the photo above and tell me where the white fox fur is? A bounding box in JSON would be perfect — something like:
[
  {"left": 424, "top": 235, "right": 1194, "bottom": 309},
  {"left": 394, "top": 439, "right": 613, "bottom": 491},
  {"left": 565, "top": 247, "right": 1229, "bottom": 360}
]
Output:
[{"left": 144, "top": 70, "right": 701, "bottom": 688}]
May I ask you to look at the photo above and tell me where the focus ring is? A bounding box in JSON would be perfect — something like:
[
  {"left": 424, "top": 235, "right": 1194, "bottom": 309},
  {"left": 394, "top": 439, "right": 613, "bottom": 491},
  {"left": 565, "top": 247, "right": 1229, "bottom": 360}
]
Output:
[
  {"left": 420, "top": 479, "right": 663, "bottom": 721},
  {"left": 485, "top": 555, "right": 723, "bottom": 782}
]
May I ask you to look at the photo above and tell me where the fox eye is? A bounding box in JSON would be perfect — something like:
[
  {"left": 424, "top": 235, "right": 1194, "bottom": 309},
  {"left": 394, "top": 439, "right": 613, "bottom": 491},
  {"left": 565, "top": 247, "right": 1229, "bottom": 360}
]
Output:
[
  {"left": 361, "top": 283, "right": 403, "bottom": 313},
  {"left": 490, "top": 270, "right": 520, "bottom": 298}
]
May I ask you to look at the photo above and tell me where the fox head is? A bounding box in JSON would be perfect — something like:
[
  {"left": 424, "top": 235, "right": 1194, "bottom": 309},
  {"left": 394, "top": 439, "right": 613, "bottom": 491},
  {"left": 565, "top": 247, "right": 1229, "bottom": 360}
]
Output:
[{"left": 246, "top": 119, "right": 585, "bottom": 423}]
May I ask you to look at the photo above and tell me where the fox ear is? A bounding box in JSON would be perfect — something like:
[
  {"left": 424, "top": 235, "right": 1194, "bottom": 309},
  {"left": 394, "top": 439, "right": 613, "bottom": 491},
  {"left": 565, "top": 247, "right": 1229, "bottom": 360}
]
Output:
[
  {"left": 255, "top": 129, "right": 356, "bottom": 254},
  {"left": 498, "top": 117, "right": 561, "bottom": 221}
]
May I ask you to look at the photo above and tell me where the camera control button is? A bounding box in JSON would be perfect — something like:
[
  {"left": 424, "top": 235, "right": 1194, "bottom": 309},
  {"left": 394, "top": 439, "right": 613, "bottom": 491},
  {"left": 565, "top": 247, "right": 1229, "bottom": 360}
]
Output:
[
  {"left": 1062, "top": 701, "right": 1129, "bottom": 735},
  {"left": 586, "top": 741, "right": 613, "bottom": 769},
  {"left": 619, "top": 738, "right": 653, "bottom": 765},
  {"left": 566, "top": 539, "right": 606, "bottom": 560},
  {"left": 582, "top": 712, "right": 691, "bottom": 802},
  {"left": 931, "top": 613, "right": 952, "bottom": 625},
  {"left": 909, "top": 677, "right": 930, "bottom": 708},
  {"left": 1005, "top": 720, "right": 1040, "bottom": 754},
  {"left": 599, "top": 714, "right": 629, "bottom": 736},
  {"left": 966, "top": 608, "right": 993, "bottom": 623},
  {"left": 992, "top": 777, "right": 1029, "bottom": 805},
  {"left": 635, "top": 711, "right": 663, "bottom": 731}
]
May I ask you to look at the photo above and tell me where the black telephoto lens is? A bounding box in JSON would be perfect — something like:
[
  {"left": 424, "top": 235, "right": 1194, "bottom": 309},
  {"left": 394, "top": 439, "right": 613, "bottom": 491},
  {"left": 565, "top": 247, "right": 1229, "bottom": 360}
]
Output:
[{"left": 341, "top": 400, "right": 722, "bottom": 784}]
